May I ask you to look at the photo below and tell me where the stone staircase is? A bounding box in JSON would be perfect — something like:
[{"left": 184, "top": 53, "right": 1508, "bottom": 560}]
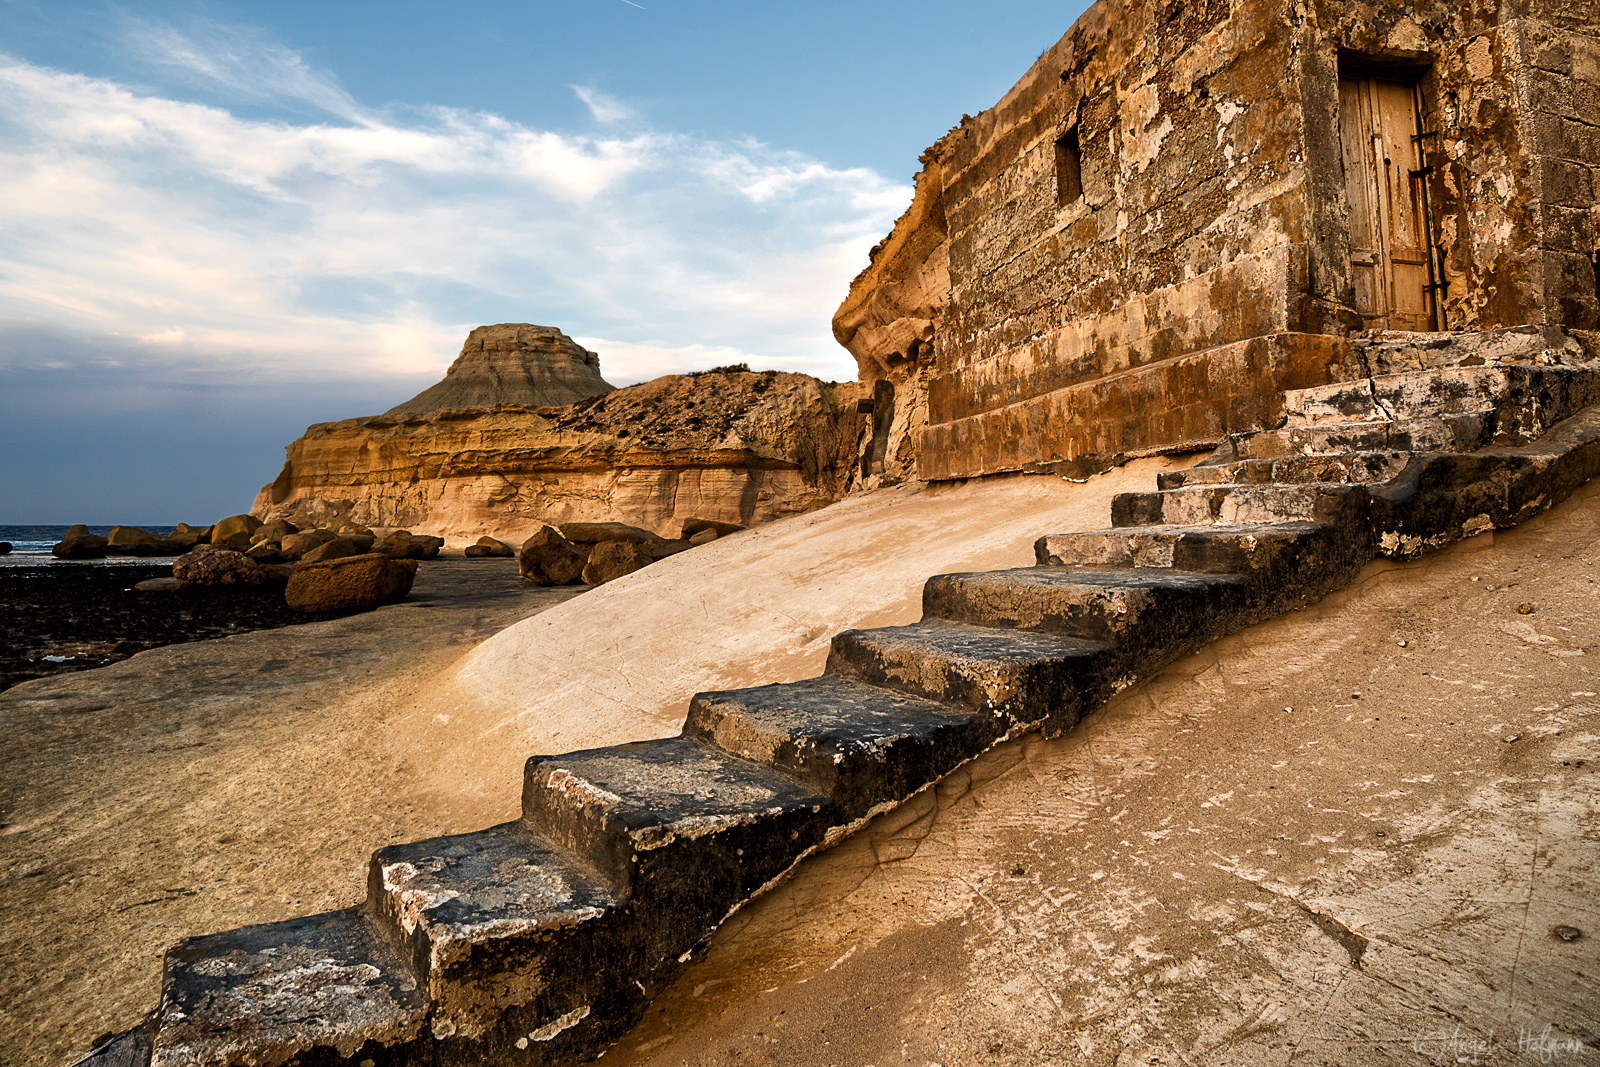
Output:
[{"left": 79, "top": 328, "right": 1600, "bottom": 1067}]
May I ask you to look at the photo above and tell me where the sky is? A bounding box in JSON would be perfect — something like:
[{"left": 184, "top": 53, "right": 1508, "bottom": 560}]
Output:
[{"left": 0, "top": 0, "right": 1091, "bottom": 523}]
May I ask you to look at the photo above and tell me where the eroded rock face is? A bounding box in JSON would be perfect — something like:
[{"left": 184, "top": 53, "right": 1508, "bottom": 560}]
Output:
[
  {"left": 255, "top": 366, "right": 870, "bottom": 543},
  {"left": 385, "top": 324, "right": 614, "bottom": 415}
]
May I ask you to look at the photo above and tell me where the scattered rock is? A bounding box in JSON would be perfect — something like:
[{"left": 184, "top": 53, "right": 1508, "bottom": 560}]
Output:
[
  {"left": 252, "top": 520, "right": 299, "bottom": 545},
  {"left": 214, "top": 532, "right": 256, "bottom": 552},
  {"left": 1553, "top": 925, "right": 1583, "bottom": 942},
  {"left": 300, "top": 538, "right": 361, "bottom": 564},
  {"left": 284, "top": 553, "right": 417, "bottom": 613},
  {"left": 1397, "top": 639, "right": 1408, "bottom": 647},
  {"left": 134, "top": 577, "right": 182, "bottom": 592},
  {"left": 168, "top": 523, "right": 213, "bottom": 549},
  {"left": 52, "top": 526, "right": 109, "bottom": 559},
  {"left": 279, "top": 530, "right": 339, "bottom": 561},
  {"left": 688, "top": 529, "right": 719, "bottom": 546},
  {"left": 1503, "top": 734, "right": 1522, "bottom": 743},
  {"left": 173, "top": 545, "right": 275, "bottom": 588},
  {"left": 582, "top": 540, "right": 650, "bottom": 586},
  {"left": 680, "top": 517, "right": 745, "bottom": 539},
  {"left": 518, "top": 526, "right": 586, "bottom": 586},
  {"left": 1517, "top": 602, "right": 1535, "bottom": 614},
  {"left": 0, "top": 542, "right": 11, "bottom": 555},
  {"left": 106, "top": 526, "right": 180, "bottom": 556},
  {"left": 210, "top": 514, "right": 263, "bottom": 545},
  {"left": 558, "top": 522, "right": 660, "bottom": 547},
  {"left": 245, "top": 542, "right": 285, "bottom": 564},
  {"left": 465, "top": 536, "right": 515, "bottom": 559},
  {"left": 374, "top": 530, "right": 443, "bottom": 560}
]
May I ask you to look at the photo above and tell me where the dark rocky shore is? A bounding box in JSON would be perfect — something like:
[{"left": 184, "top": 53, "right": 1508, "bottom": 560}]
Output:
[{"left": 0, "top": 564, "right": 345, "bottom": 691}]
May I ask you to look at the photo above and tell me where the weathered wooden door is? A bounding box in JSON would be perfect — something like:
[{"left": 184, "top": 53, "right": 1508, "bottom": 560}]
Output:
[{"left": 1339, "top": 76, "right": 1436, "bottom": 331}]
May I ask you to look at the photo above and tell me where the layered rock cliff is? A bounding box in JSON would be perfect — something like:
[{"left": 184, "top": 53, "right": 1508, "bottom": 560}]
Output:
[
  {"left": 253, "top": 353, "right": 870, "bottom": 543},
  {"left": 385, "top": 324, "right": 613, "bottom": 414}
]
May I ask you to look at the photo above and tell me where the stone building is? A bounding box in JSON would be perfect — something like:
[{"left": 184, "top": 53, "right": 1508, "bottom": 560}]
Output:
[{"left": 836, "top": 0, "right": 1599, "bottom": 483}]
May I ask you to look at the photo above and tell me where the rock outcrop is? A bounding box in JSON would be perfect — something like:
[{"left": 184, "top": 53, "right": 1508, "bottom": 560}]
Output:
[
  {"left": 384, "top": 325, "right": 614, "bottom": 415},
  {"left": 255, "top": 361, "right": 870, "bottom": 543}
]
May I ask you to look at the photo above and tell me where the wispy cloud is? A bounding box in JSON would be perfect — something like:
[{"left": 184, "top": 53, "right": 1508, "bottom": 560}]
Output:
[
  {"left": 572, "top": 85, "right": 633, "bottom": 124},
  {"left": 0, "top": 36, "right": 908, "bottom": 391}
]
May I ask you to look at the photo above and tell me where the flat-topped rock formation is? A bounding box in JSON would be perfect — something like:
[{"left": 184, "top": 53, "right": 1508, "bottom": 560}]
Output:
[
  {"left": 255, "top": 361, "right": 870, "bottom": 542},
  {"left": 385, "top": 324, "right": 614, "bottom": 414}
]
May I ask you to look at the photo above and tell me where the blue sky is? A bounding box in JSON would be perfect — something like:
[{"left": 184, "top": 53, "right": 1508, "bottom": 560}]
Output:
[{"left": 0, "top": 0, "right": 1090, "bottom": 522}]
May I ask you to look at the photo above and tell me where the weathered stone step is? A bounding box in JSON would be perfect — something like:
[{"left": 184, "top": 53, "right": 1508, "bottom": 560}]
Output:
[
  {"left": 522, "top": 737, "right": 830, "bottom": 914},
  {"left": 684, "top": 674, "right": 982, "bottom": 822},
  {"left": 1284, "top": 364, "right": 1600, "bottom": 435},
  {"left": 1034, "top": 521, "right": 1330, "bottom": 573},
  {"left": 151, "top": 906, "right": 426, "bottom": 1067},
  {"left": 1156, "top": 452, "right": 1410, "bottom": 489},
  {"left": 826, "top": 620, "right": 1110, "bottom": 732},
  {"left": 1224, "top": 413, "right": 1489, "bottom": 460},
  {"left": 923, "top": 566, "right": 1245, "bottom": 638},
  {"left": 368, "top": 821, "right": 625, "bottom": 1053},
  {"left": 1111, "top": 482, "right": 1369, "bottom": 529}
]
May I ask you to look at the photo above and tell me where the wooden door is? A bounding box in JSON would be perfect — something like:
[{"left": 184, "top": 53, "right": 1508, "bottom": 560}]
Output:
[{"left": 1339, "top": 76, "right": 1435, "bottom": 331}]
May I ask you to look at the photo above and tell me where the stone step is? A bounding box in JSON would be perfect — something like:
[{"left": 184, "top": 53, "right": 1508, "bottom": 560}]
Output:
[
  {"left": 521, "top": 737, "right": 830, "bottom": 918},
  {"left": 922, "top": 566, "right": 1245, "bottom": 638},
  {"left": 1224, "top": 414, "right": 1490, "bottom": 460},
  {"left": 1283, "top": 363, "right": 1600, "bottom": 432},
  {"left": 1111, "top": 482, "right": 1369, "bottom": 529},
  {"left": 1033, "top": 521, "right": 1329, "bottom": 573},
  {"left": 684, "top": 674, "right": 983, "bottom": 823},
  {"left": 367, "top": 821, "right": 626, "bottom": 1050},
  {"left": 150, "top": 906, "right": 426, "bottom": 1067},
  {"left": 1348, "top": 324, "right": 1585, "bottom": 376},
  {"left": 1156, "top": 452, "right": 1410, "bottom": 490},
  {"left": 826, "top": 620, "right": 1111, "bottom": 733}
]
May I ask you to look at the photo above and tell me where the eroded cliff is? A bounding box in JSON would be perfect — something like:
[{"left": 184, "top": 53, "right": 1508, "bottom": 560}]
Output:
[{"left": 253, "top": 367, "right": 869, "bottom": 543}]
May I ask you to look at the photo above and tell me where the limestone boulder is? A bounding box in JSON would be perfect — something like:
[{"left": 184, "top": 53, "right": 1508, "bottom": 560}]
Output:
[
  {"left": 680, "top": 517, "right": 746, "bottom": 539},
  {"left": 279, "top": 530, "right": 338, "bottom": 561},
  {"left": 374, "top": 531, "right": 443, "bottom": 560},
  {"left": 167, "top": 524, "right": 212, "bottom": 549},
  {"left": 285, "top": 553, "right": 417, "bottom": 613},
  {"left": 558, "top": 522, "right": 660, "bottom": 547},
  {"left": 210, "top": 514, "right": 262, "bottom": 545},
  {"left": 582, "top": 540, "right": 651, "bottom": 586},
  {"left": 245, "top": 542, "right": 285, "bottom": 564},
  {"left": 106, "top": 525, "right": 180, "bottom": 555},
  {"left": 465, "top": 536, "right": 515, "bottom": 559},
  {"left": 252, "top": 520, "right": 299, "bottom": 545},
  {"left": 52, "top": 526, "right": 108, "bottom": 559},
  {"left": 300, "top": 538, "right": 360, "bottom": 564},
  {"left": 518, "top": 525, "right": 586, "bottom": 586},
  {"left": 172, "top": 545, "right": 273, "bottom": 587}
]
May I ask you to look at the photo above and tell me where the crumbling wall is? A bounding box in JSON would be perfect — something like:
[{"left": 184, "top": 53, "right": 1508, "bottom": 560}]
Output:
[{"left": 838, "top": 0, "right": 1599, "bottom": 483}]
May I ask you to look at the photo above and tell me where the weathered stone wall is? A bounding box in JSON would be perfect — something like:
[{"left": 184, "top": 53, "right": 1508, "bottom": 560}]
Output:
[{"left": 837, "top": 0, "right": 1599, "bottom": 482}]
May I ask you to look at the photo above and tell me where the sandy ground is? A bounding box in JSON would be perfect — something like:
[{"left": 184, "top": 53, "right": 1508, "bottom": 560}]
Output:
[
  {"left": 1, "top": 464, "right": 1174, "bottom": 1066},
  {"left": 601, "top": 480, "right": 1600, "bottom": 1067},
  {"left": 5, "top": 460, "right": 1594, "bottom": 1066}
]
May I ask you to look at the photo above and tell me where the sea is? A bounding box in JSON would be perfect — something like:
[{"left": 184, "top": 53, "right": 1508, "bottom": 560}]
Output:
[{"left": 0, "top": 524, "right": 182, "bottom": 567}]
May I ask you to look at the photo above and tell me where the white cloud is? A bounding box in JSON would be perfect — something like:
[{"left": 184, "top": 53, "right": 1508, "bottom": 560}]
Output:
[
  {"left": 572, "top": 85, "right": 634, "bottom": 124},
  {"left": 0, "top": 44, "right": 908, "bottom": 393}
]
